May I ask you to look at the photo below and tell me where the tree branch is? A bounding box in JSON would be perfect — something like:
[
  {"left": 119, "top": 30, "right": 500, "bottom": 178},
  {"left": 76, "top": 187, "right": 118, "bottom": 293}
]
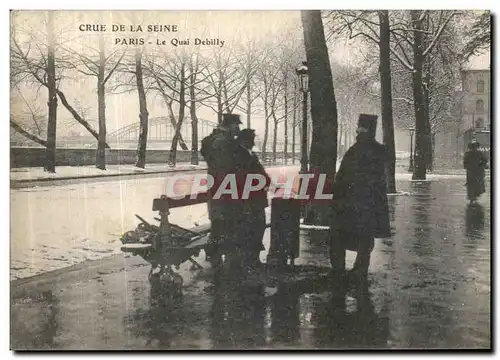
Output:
[
  {"left": 55, "top": 89, "right": 111, "bottom": 148},
  {"left": 10, "top": 119, "right": 47, "bottom": 147},
  {"left": 423, "top": 12, "right": 457, "bottom": 57},
  {"left": 103, "top": 50, "right": 126, "bottom": 85}
]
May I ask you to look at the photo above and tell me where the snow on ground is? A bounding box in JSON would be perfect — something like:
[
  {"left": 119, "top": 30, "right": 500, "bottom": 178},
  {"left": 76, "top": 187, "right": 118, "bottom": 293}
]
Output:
[
  {"left": 10, "top": 165, "right": 483, "bottom": 280},
  {"left": 10, "top": 162, "right": 208, "bottom": 182},
  {"left": 10, "top": 166, "right": 298, "bottom": 280}
]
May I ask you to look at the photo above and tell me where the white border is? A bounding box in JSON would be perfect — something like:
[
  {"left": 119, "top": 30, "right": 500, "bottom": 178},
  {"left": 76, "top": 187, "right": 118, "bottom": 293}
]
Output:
[{"left": 3, "top": 2, "right": 497, "bottom": 359}]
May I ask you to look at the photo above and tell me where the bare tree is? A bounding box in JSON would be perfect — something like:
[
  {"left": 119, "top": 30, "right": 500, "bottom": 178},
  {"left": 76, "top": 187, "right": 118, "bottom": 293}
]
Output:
[
  {"left": 302, "top": 10, "right": 338, "bottom": 224},
  {"left": 142, "top": 48, "right": 213, "bottom": 165},
  {"left": 134, "top": 46, "right": 149, "bottom": 168},
  {"left": 189, "top": 54, "right": 200, "bottom": 165},
  {"left": 326, "top": 10, "right": 458, "bottom": 180},
  {"left": 143, "top": 56, "right": 189, "bottom": 151},
  {"left": 69, "top": 32, "right": 125, "bottom": 169},
  {"left": 379, "top": 10, "right": 396, "bottom": 192},
  {"left": 198, "top": 48, "right": 248, "bottom": 123},
  {"left": 168, "top": 61, "right": 187, "bottom": 166},
  {"left": 331, "top": 60, "right": 378, "bottom": 157},
  {"left": 11, "top": 11, "right": 106, "bottom": 155},
  {"left": 231, "top": 39, "right": 271, "bottom": 129},
  {"left": 255, "top": 53, "right": 283, "bottom": 163},
  {"left": 44, "top": 11, "right": 57, "bottom": 172},
  {"left": 10, "top": 86, "right": 48, "bottom": 146}
]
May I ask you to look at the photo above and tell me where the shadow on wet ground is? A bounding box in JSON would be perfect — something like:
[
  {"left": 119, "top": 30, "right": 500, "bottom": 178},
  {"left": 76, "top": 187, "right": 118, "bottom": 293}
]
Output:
[{"left": 11, "top": 176, "right": 491, "bottom": 350}]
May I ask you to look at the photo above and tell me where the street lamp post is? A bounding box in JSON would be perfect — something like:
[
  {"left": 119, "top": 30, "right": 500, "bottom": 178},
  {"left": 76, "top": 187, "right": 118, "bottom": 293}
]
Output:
[
  {"left": 296, "top": 61, "right": 309, "bottom": 175},
  {"left": 408, "top": 125, "right": 415, "bottom": 172}
]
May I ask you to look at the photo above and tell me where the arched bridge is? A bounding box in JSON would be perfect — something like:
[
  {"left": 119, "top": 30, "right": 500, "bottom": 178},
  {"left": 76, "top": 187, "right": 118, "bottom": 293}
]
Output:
[
  {"left": 103, "top": 117, "right": 219, "bottom": 149},
  {"left": 84, "top": 116, "right": 266, "bottom": 151}
]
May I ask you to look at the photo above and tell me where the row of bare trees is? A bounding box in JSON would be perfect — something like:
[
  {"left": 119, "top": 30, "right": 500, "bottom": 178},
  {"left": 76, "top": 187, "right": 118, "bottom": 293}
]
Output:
[
  {"left": 11, "top": 11, "right": 309, "bottom": 172},
  {"left": 324, "top": 10, "right": 488, "bottom": 182},
  {"left": 11, "top": 11, "right": 489, "bottom": 179}
]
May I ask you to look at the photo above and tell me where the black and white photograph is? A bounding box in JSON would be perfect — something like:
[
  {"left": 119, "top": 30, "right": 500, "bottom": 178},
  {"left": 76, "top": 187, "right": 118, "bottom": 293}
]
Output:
[{"left": 9, "top": 9, "right": 492, "bottom": 350}]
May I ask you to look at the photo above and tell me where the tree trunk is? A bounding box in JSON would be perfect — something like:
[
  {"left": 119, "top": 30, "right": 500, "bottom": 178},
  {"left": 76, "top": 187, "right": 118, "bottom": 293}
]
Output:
[
  {"left": 56, "top": 89, "right": 110, "bottom": 148},
  {"left": 189, "top": 61, "right": 199, "bottom": 165},
  {"left": 169, "top": 63, "right": 186, "bottom": 166},
  {"left": 272, "top": 112, "right": 278, "bottom": 165},
  {"left": 301, "top": 10, "right": 338, "bottom": 224},
  {"left": 262, "top": 100, "right": 269, "bottom": 164},
  {"left": 10, "top": 120, "right": 47, "bottom": 147},
  {"left": 431, "top": 131, "right": 436, "bottom": 170},
  {"left": 135, "top": 47, "right": 149, "bottom": 169},
  {"left": 96, "top": 33, "right": 106, "bottom": 170},
  {"left": 246, "top": 80, "right": 251, "bottom": 128},
  {"left": 292, "top": 80, "right": 297, "bottom": 165},
  {"left": 283, "top": 73, "right": 288, "bottom": 164},
  {"left": 379, "top": 10, "right": 396, "bottom": 192},
  {"left": 411, "top": 10, "right": 427, "bottom": 180},
  {"left": 217, "top": 96, "right": 223, "bottom": 124},
  {"left": 162, "top": 96, "right": 189, "bottom": 150},
  {"left": 423, "top": 58, "right": 433, "bottom": 172},
  {"left": 222, "top": 78, "right": 230, "bottom": 112},
  {"left": 338, "top": 122, "right": 343, "bottom": 158},
  {"left": 45, "top": 10, "right": 57, "bottom": 173},
  {"left": 217, "top": 72, "right": 223, "bottom": 124}
]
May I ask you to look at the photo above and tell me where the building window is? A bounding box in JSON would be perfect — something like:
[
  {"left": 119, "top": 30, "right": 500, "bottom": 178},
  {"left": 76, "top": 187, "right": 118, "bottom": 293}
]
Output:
[
  {"left": 477, "top": 80, "right": 485, "bottom": 93},
  {"left": 476, "top": 99, "right": 484, "bottom": 113},
  {"left": 475, "top": 118, "right": 484, "bottom": 128}
]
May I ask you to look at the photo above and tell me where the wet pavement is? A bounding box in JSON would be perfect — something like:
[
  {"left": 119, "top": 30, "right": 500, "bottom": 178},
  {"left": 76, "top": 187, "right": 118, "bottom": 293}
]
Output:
[
  {"left": 10, "top": 166, "right": 297, "bottom": 280},
  {"left": 10, "top": 175, "right": 491, "bottom": 350}
]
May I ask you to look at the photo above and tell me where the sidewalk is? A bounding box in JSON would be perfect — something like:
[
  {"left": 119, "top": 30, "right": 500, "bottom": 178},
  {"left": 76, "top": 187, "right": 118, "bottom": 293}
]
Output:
[{"left": 10, "top": 162, "right": 208, "bottom": 183}]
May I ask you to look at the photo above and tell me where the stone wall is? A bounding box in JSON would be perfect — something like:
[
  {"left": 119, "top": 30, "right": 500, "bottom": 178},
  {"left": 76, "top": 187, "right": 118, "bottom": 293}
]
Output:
[
  {"left": 10, "top": 147, "right": 194, "bottom": 168},
  {"left": 10, "top": 147, "right": 296, "bottom": 168}
]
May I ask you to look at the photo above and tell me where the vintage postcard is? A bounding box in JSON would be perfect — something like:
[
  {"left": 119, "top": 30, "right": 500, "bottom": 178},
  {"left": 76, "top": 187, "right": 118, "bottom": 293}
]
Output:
[{"left": 10, "top": 9, "right": 491, "bottom": 350}]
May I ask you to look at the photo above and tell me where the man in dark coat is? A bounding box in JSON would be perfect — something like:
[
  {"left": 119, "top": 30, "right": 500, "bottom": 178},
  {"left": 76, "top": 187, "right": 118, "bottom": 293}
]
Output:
[
  {"left": 233, "top": 129, "right": 271, "bottom": 274},
  {"left": 463, "top": 140, "right": 488, "bottom": 203},
  {"left": 329, "top": 114, "right": 391, "bottom": 284},
  {"left": 200, "top": 113, "right": 242, "bottom": 270}
]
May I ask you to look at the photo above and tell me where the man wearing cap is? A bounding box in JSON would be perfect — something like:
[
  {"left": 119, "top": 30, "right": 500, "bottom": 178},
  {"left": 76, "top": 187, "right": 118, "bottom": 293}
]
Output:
[
  {"left": 200, "top": 113, "right": 242, "bottom": 271},
  {"left": 463, "top": 140, "right": 488, "bottom": 203},
  {"left": 329, "top": 114, "right": 391, "bottom": 288},
  {"left": 233, "top": 129, "right": 271, "bottom": 275}
]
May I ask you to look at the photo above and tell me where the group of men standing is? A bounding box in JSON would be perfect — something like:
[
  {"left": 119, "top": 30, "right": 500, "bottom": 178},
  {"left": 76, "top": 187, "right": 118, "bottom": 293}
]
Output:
[
  {"left": 200, "top": 113, "right": 271, "bottom": 278},
  {"left": 199, "top": 110, "right": 489, "bottom": 291},
  {"left": 200, "top": 112, "right": 392, "bottom": 287}
]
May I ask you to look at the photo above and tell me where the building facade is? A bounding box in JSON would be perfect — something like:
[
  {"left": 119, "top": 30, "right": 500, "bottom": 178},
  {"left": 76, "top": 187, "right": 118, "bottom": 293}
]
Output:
[
  {"left": 460, "top": 69, "right": 491, "bottom": 132},
  {"left": 433, "top": 66, "right": 490, "bottom": 169},
  {"left": 460, "top": 69, "right": 491, "bottom": 164}
]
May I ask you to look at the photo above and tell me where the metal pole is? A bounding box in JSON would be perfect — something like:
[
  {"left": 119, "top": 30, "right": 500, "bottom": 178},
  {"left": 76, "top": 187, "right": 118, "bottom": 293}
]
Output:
[
  {"left": 300, "top": 91, "right": 308, "bottom": 174},
  {"left": 409, "top": 132, "right": 414, "bottom": 172}
]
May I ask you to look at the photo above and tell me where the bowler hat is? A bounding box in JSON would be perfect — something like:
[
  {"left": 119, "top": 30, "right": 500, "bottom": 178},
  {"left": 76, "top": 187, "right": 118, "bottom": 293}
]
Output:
[
  {"left": 357, "top": 114, "right": 378, "bottom": 137},
  {"left": 222, "top": 113, "right": 242, "bottom": 126}
]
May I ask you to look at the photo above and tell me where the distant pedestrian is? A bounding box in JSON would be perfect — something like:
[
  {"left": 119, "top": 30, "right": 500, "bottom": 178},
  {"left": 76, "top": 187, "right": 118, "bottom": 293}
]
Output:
[
  {"left": 463, "top": 140, "right": 488, "bottom": 203},
  {"left": 329, "top": 114, "right": 391, "bottom": 287}
]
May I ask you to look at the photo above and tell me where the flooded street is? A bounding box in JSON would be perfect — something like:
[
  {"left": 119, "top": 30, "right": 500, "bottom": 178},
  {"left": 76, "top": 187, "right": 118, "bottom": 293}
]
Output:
[
  {"left": 10, "top": 173, "right": 491, "bottom": 349},
  {"left": 10, "top": 167, "right": 295, "bottom": 279}
]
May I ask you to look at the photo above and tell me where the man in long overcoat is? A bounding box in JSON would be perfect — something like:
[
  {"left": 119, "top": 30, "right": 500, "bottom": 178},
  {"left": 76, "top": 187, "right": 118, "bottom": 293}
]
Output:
[
  {"left": 233, "top": 129, "right": 271, "bottom": 274},
  {"left": 329, "top": 114, "right": 391, "bottom": 284},
  {"left": 200, "top": 113, "right": 242, "bottom": 270}
]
